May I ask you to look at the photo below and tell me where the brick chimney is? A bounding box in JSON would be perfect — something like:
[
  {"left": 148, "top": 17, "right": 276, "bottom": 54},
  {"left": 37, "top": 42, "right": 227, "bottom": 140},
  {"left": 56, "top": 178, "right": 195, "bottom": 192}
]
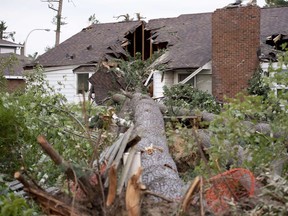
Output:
[{"left": 212, "top": 6, "right": 260, "bottom": 101}]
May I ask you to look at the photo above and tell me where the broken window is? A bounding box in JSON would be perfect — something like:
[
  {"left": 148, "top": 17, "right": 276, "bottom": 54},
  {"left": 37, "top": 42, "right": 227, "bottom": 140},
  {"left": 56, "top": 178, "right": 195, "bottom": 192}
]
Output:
[{"left": 77, "top": 73, "right": 89, "bottom": 94}]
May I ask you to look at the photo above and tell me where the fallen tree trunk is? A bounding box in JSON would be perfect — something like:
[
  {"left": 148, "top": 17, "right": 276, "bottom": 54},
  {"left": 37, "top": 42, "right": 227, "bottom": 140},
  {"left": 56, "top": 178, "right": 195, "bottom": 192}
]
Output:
[
  {"left": 112, "top": 93, "right": 276, "bottom": 137},
  {"left": 129, "top": 93, "right": 184, "bottom": 200},
  {"left": 113, "top": 92, "right": 288, "bottom": 177}
]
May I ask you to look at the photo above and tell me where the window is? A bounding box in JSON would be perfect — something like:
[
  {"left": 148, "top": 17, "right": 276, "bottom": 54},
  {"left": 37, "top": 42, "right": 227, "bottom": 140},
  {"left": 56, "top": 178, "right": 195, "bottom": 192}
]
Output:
[
  {"left": 77, "top": 73, "right": 89, "bottom": 94},
  {"left": 178, "top": 74, "right": 194, "bottom": 85},
  {"left": 196, "top": 74, "right": 212, "bottom": 94},
  {"left": 177, "top": 73, "right": 212, "bottom": 94}
]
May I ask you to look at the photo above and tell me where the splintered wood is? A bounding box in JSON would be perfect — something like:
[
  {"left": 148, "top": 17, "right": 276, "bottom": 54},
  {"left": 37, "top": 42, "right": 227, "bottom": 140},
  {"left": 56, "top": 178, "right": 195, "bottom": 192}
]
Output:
[
  {"left": 125, "top": 167, "right": 144, "bottom": 216},
  {"left": 106, "top": 164, "right": 117, "bottom": 206}
]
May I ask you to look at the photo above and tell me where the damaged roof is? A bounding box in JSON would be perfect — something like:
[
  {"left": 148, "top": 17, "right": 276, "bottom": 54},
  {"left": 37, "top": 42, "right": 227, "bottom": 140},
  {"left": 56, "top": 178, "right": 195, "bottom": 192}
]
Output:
[
  {"left": 147, "top": 6, "right": 288, "bottom": 69},
  {"left": 258, "top": 7, "right": 288, "bottom": 61},
  {"left": 34, "top": 21, "right": 143, "bottom": 67},
  {"left": 33, "top": 6, "right": 288, "bottom": 69},
  {"left": 260, "top": 7, "right": 288, "bottom": 41},
  {"left": 146, "top": 13, "right": 212, "bottom": 69}
]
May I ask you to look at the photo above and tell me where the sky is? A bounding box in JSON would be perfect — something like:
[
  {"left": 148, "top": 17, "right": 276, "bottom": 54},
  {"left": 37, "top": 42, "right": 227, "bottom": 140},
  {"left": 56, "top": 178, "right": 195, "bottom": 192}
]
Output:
[{"left": 2, "top": 0, "right": 266, "bottom": 56}]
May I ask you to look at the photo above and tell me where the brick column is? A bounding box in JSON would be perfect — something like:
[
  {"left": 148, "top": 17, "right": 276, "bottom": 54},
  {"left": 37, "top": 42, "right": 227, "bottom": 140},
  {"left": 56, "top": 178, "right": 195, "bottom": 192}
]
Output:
[{"left": 212, "top": 6, "right": 260, "bottom": 101}]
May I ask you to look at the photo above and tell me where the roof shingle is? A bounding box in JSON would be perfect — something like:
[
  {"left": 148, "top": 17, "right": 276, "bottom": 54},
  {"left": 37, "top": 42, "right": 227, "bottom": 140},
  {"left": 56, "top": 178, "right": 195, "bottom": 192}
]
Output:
[{"left": 35, "top": 21, "right": 143, "bottom": 67}]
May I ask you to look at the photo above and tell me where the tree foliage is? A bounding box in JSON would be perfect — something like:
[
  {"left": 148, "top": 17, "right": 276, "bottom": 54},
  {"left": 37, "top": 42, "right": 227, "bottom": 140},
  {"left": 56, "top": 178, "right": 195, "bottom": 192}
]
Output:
[
  {"left": 0, "top": 54, "right": 18, "bottom": 92},
  {"left": 0, "top": 21, "right": 15, "bottom": 41},
  {"left": 114, "top": 13, "right": 146, "bottom": 22},
  {"left": 199, "top": 50, "right": 288, "bottom": 177},
  {"left": 0, "top": 65, "right": 113, "bottom": 184},
  {"left": 163, "top": 84, "right": 221, "bottom": 114},
  {"left": 113, "top": 50, "right": 165, "bottom": 92},
  {"left": 265, "top": 0, "right": 288, "bottom": 7},
  {"left": 0, "top": 185, "right": 40, "bottom": 216},
  {"left": 247, "top": 67, "right": 270, "bottom": 98},
  {"left": 88, "top": 14, "right": 100, "bottom": 25}
]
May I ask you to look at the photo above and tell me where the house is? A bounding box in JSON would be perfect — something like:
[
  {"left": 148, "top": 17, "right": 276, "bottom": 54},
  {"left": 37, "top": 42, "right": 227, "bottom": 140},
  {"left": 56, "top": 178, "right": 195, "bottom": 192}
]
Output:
[
  {"left": 146, "top": 5, "right": 288, "bottom": 101},
  {"left": 145, "top": 12, "right": 213, "bottom": 98},
  {"left": 0, "top": 39, "right": 30, "bottom": 92},
  {"left": 28, "top": 5, "right": 288, "bottom": 103},
  {"left": 27, "top": 21, "right": 146, "bottom": 103}
]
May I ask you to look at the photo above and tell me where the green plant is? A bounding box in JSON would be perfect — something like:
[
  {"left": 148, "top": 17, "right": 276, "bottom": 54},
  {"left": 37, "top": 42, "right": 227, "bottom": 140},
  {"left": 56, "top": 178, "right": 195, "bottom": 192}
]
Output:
[
  {"left": 113, "top": 50, "right": 165, "bottom": 92},
  {"left": 0, "top": 184, "right": 39, "bottom": 216},
  {"left": 163, "top": 84, "right": 221, "bottom": 114},
  {"left": 202, "top": 93, "right": 287, "bottom": 175},
  {"left": 0, "top": 65, "right": 114, "bottom": 186},
  {"left": 247, "top": 171, "right": 288, "bottom": 215},
  {"left": 166, "top": 122, "right": 200, "bottom": 181},
  {"left": 0, "top": 54, "right": 18, "bottom": 91},
  {"left": 247, "top": 67, "right": 270, "bottom": 98}
]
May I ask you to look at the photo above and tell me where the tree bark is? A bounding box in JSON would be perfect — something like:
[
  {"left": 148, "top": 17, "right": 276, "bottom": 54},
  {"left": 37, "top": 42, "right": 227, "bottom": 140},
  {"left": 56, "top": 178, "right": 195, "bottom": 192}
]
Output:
[{"left": 129, "top": 93, "right": 184, "bottom": 200}]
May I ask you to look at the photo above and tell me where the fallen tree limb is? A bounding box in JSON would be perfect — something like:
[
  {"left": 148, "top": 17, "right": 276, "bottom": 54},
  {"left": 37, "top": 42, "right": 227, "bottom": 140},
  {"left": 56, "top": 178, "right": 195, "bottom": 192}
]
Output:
[
  {"left": 37, "top": 135, "right": 102, "bottom": 209},
  {"left": 14, "top": 171, "right": 90, "bottom": 216},
  {"left": 181, "top": 176, "right": 201, "bottom": 213}
]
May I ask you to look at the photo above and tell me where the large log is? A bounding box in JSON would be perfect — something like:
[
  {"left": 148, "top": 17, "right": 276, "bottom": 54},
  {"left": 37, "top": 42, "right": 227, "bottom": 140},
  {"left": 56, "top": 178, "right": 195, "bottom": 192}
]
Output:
[
  {"left": 113, "top": 93, "right": 275, "bottom": 137},
  {"left": 129, "top": 93, "right": 184, "bottom": 200},
  {"left": 112, "top": 92, "right": 287, "bottom": 192}
]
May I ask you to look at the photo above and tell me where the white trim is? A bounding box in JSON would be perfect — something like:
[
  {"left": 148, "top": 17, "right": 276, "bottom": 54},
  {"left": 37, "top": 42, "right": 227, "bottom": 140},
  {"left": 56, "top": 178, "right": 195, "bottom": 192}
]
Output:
[
  {"left": 179, "top": 61, "right": 211, "bottom": 84},
  {"left": 0, "top": 43, "right": 23, "bottom": 48},
  {"left": 44, "top": 65, "right": 79, "bottom": 72},
  {"left": 4, "top": 75, "right": 24, "bottom": 80},
  {"left": 144, "top": 70, "right": 155, "bottom": 86},
  {"left": 75, "top": 71, "right": 94, "bottom": 95}
]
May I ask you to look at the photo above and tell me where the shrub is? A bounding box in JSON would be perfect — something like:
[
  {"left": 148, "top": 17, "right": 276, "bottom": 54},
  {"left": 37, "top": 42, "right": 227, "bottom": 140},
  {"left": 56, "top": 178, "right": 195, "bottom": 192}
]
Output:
[{"left": 163, "top": 84, "right": 221, "bottom": 114}]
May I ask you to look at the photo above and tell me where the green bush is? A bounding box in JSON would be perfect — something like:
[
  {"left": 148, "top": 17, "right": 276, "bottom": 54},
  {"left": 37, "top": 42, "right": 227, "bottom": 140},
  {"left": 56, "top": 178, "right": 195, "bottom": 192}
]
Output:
[
  {"left": 0, "top": 66, "right": 112, "bottom": 186},
  {"left": 247, "top": 67, "right": 270, "bottom": 98},
  {"left": 163, "top": 84, "right": 221, "bottom": 114},
  {"left": 0, "top": 193, "right": 39, "bottom": 216}
]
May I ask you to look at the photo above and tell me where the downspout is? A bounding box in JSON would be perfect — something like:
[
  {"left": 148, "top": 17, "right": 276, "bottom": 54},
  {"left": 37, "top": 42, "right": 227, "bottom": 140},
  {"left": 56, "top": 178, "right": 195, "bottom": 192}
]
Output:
[
  {"left": 133, "top": 31, "right": 136, "bottom": 57},
  {"left": 142, "top": 22, "right": 145, "bottom": 60},
  {"left": 149, "top": 32, "right": 153, "bottom": 59}
]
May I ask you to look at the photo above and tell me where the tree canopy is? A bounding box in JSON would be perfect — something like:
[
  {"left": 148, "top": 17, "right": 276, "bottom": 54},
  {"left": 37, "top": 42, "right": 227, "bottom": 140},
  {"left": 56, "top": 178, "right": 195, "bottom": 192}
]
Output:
[
  {"left": 265, "top": 0, "right": 288, "bottom": 7},
  {"left": 0, "top": 21, "right": 15, "bottom": 41}
]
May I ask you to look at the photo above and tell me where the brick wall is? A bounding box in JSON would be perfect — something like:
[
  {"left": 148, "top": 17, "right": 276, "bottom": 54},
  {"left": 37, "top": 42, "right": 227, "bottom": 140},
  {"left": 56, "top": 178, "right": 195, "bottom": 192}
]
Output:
[
  {"left": 212, "top": 6, "right": 260, "bottom": 101},
  {"left": 7, "top": 79, "right": 26, "bottom": 93}
]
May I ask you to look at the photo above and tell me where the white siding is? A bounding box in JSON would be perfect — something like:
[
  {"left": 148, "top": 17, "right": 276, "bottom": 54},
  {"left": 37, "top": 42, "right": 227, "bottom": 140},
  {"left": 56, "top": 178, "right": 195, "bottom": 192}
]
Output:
[
  {"left": 261, "top": 62, "right": 288, "bottom": 97},
  {"left": 153, "top": 70, "right": 164, "bottom": 98},
  {"left": 153, "top": 70, "right": 174, "bottom": 98},
  {"left": 0, "top": 47, "right": 16, "bottom": 54},
  {"left": 196, "top": 74, "right": 212, "bottom": 94},
  {"left": 153, "top": 64, "right": 212, "bottom": 98},
  {"left": 44, "top": 67, "right": 94, "bottom": 104},
  {"left": 44, "top": 68, "right": 75, "bottom": 103}
]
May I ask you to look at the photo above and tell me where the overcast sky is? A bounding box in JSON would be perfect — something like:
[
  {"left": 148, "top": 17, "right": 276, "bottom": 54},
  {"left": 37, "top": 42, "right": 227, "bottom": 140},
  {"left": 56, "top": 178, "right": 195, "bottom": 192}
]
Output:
[{"left": 2, "top": 0, "right": 266, "bottom": 56}]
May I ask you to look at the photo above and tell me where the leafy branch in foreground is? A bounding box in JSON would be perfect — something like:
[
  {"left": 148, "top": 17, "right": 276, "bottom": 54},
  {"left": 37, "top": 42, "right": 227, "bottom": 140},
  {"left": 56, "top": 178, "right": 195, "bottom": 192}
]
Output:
[{"left": 0, "top": 65, "right": 114, "bottom": 186}]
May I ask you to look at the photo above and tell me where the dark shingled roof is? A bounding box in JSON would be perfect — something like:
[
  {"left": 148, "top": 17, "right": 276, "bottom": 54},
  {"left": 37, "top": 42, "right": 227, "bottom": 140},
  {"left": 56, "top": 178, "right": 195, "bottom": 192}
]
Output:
[
  {"left": 260, "top": 6, "right": 288, "bottom": 41},
  {"left": 0, "top": 39, "right": 23, "bottom": 47},
  {"left": 147, "top": 6, "right": 288, "bottom": 69},
  {"left": 0, "top": 53, "right": 31, "bottom": 77},
  {"left": 35, "top": 21, "right": 143, "bottom": 67},
  {"left": 146, "top": 13, "right": 212, "bottom": 69},
  {"left": 34, "top": 6, "right": 288, "bottom": 70}
]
